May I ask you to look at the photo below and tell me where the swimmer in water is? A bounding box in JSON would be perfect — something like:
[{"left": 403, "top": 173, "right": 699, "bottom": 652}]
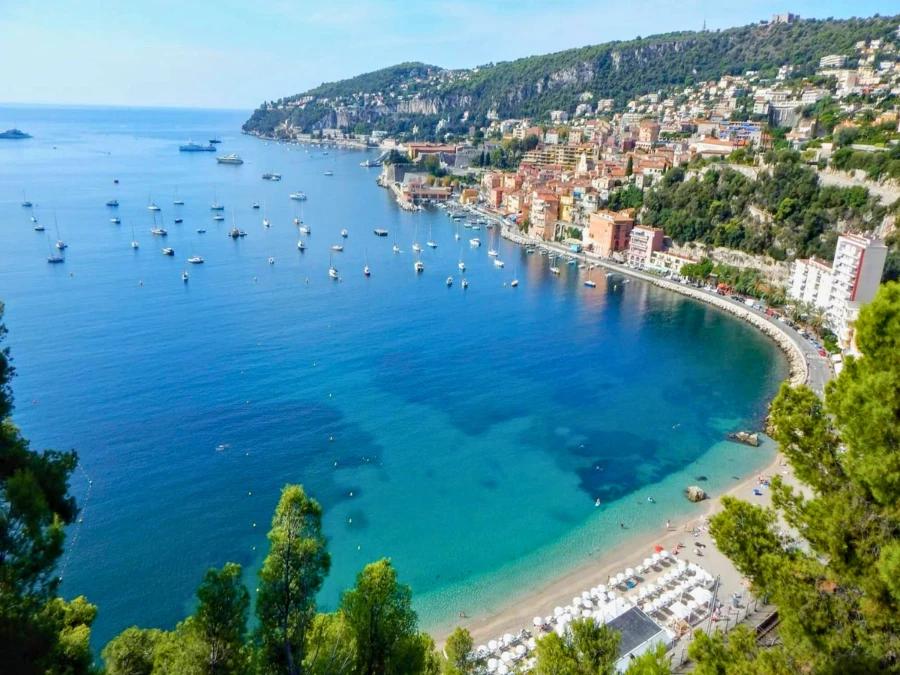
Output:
[
  {"left": 595, "top": 498, "right": 601, "bottom": 507},
  {"left": 647, "top": 496, "right": 655, "bottom": 503}
]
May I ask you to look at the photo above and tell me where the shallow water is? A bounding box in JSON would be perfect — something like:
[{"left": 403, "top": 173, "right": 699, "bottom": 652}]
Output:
[{"left": 0, "top": 105, "right": 787, "bottom": 647}]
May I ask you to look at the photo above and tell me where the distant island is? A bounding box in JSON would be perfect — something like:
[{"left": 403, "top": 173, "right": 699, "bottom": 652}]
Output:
[
  {"left": 0, "top": 128, "right": 31, "bottom": 139},
  {"left": 243, "top": 14, "right": 900, "bottom": 139}
]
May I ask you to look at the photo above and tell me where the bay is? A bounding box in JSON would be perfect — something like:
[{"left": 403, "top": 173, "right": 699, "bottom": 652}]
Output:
[{"left": 0, "top": 105, "right": 787, "bottom": 648}]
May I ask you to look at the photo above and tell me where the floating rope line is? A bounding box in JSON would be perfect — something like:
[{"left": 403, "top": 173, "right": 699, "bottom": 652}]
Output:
[{"left": 58, "top": 463, "right": 93, "bottom": 581}]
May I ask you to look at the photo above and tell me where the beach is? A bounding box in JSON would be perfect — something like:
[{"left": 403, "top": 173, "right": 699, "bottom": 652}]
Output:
[{"left": 443, "top": 448, "right": 795, "bottom": 648}]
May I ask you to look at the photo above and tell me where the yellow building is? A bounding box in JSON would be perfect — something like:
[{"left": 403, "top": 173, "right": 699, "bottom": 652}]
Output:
[{"left": 460, "top": 188, "right": 479, "bottom": 205}]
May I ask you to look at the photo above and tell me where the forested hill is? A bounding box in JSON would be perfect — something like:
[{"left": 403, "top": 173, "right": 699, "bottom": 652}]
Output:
[{"left": 243, "top": 14, "right": 900, "bottom": 137}]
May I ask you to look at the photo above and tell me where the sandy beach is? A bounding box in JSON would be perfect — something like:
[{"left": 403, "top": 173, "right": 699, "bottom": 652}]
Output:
[{"left": 439, "top": 449, "right": 796, "bottom": 648}]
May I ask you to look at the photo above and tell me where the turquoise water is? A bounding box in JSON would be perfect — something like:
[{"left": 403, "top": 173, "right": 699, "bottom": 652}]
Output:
[{"left": 0, "top": 106, "right": 787, "bottom": 648}]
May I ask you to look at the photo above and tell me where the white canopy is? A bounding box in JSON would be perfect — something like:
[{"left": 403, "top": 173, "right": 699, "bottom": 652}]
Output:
[
  {"left": 669, "top": 601, "right": 691, "bottom": 620},
  {"left": 581, "top": 591, "right": 592, "bottom": 600},
  {"left": 477, "top": 646, "right": 489, "bottom": 656},
  {"left": 646, "top": 583, "right": 658, "bottom": 595},
  {"left": 660, "top": 549, "right": 670, "bottom": 559},
  {"left": 581, "top": 609, "right": 592, "bottom": 618},
  {"left": 597, "top": 584, "right": 607, "bottom": 594},
  {"left": 572, "top": 597, "right": 583, "bottom": 607},
  {"left": 685, "top": 599, "right": 699, "bottom": 612},
  {"left": 692, "top": 587, "right": 713, "bottom": 605},
  {"left": 651, "top": 553, "right": 661, "bottom": 564}
]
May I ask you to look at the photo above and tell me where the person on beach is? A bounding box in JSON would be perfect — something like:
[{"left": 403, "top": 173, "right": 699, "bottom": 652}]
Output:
[{"left": 666, "top": 519, "right": 670, "bottom": 530}]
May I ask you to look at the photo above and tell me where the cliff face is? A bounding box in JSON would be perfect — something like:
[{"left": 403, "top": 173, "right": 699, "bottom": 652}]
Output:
[{"left": 242, "top": 14, "right": 899, "bottom": 137}]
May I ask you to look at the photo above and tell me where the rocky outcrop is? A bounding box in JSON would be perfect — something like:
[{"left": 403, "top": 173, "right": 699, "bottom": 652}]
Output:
[
  {"left": 686, "top": 486, "right": 707, "bottom": 502},
  {"left": 728, "top": 431, "right": 760, "bottom": 447}
]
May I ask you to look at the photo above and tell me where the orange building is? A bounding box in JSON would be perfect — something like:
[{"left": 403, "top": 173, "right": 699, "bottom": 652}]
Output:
[{"left": 588, "top": 210, "right": 635, "bottom": 257}]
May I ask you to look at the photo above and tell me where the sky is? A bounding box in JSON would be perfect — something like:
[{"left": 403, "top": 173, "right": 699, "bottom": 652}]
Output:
[{"left": 0, "top": 0, "right": 898, "bottom": 112}]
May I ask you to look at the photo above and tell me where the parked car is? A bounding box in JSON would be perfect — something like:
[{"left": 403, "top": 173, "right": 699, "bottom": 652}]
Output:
[{"left": 818, "top": 348, "right": 827, "bottom": 357}]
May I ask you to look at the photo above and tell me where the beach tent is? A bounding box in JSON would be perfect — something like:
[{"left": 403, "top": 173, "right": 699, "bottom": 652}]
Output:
[
  {"left": 669, "top": 602, "right": 690, "bottom": 621},
  {"left": 692, "top": 587, "right": 713, "bottom": 605}
]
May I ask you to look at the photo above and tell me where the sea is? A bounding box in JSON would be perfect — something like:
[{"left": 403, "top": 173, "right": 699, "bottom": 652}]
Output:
[{"left": 0, "top": 105, "right": 787, "bottom": 649}]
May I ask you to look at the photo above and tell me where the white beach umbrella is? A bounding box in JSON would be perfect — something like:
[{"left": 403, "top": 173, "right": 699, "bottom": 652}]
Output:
[
  {"left": 553, "top": 606, "right": 564, "bottom": 617},
  {"left": 607, "top": 591, "right": 616, "bottom": 601},
  {"left": 692, "top": 587, "right": 713, "bottom": 605},
  {"left": 581, "top": 591, "right": 591, "bottom": 600},
  {"left": 488, "top": 640, "right": 498, "bottom": 651},
  {"left": 651, "top": 553, "right": 661, "bottom": 564},
  {"left": 555, "top": 624, "right": 566, "bottom": 637},
  {"left": 500, "top": 652, "right": 513, "bottom": 663},
  {"left": 535, "top": 631, "right": 548, "bottom": 642},
  {"left": 497, "top": 664, "right": 509, "bottom": 675},
  {"left": 669, "top": 601, "right": 690, "bottom": 621},
  {"left": 477, "top": 646, "right": 488, "bottom": 656},
  {"left": 677, "top": 560, "right": 687, "bottom": 572},
  {"left": 597, "top": 584, "right": 607, "bottom": 594},
  {"left": 643, "top": 557, "right": 654, "bottom": 568},
  {"left": 625, "top": 567, "right": 635, "bottom": 578},
  {"left": 544, "top": 615, "right": 553, "bottom": 625},
  {"left": 590, "top": 586, "right": 599, "bottom": 596},
  {"left": 572, "top": 597, "right": 583, "bottom": 607},
  {"left": 533, "top": 616, "right": 543, "bottom": 627},
  {"left": 581, "top": 609, "right": 592, "bottom": 618},
  {"left": 487, "top": 659, "right": 499, "bottom": 672},
  {"left": 503, "top": 633, "right": 514, "bottom": 646},
  {"left": 686, "top": 600, "right": 698, "bottom": 613},
  {"left": 527, "top": 637, "right": 537, "bottom": 650},
  {"left": 515, "top": 644, "right": 527, "bottom": 656},
  {"left": 616, "top": 572, "right": 626, "bottom": 585},
  {"left": 582, "top": 598, "right": 593, "bottom": 609}
]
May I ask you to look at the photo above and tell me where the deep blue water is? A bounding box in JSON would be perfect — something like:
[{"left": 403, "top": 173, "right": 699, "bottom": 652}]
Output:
[{"left": 0, "top": 105, "right": 787, "bottom": 648}]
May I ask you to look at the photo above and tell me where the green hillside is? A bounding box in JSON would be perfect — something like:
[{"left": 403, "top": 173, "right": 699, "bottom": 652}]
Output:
[{"left": 243, "top": 14, "right": 900, "bottom": 137}]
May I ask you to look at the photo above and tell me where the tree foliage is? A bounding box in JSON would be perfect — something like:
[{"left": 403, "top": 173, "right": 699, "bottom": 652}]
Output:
[{"left": 701, "top": 282, "right": 900, "bottom": 673}]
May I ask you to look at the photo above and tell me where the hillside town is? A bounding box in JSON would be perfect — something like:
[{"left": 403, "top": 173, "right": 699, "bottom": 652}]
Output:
[{"left": 356, "top": 27, "right": 900, "bottom": 356}]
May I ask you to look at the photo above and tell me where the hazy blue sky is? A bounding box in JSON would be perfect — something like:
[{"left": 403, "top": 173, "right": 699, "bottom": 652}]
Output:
[{"left": 1, "top": 0, "right": 897, "bottom": 111}]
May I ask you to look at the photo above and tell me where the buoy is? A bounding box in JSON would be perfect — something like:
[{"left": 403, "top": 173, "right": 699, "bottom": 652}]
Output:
[
  {"left": 329, "top": 393, "right": 332, "bottom": 398},
  {"left": 329, "top": 436, "right": 334, "bottom": 442},
  {"left": 248, "top": 491, "right": 252, "bottom": 496},
  {"left": 358, "top": 545, "right": 361, "bottom": 550},
  {"left": 252, "top": 546, "right": 256, "bottom": 551},
  {"left": 253, "top": 523, "right": 257, "bottom": 527},
  {"left": 349, "top": 518, "right": 352, "bottom": 523},
  {"left": 350, "top": 492, "right": 353, "bottom": 497},
  {"left": 334, "top": 461, "right": 337, "bottom": 467},
  {"left": 313, "top": 362, "right": 317, "bottom": 367}
]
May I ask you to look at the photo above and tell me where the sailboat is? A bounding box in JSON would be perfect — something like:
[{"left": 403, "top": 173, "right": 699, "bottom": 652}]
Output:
[
  {"left": 511, "top": 264, "right": 519, "bottom": 287},
  {"left": 329, "top": 251, "right": 338, "bottom": 279},
  {"left": 210, "top": 188, "right": 224, "bottom": 210},
  {"left": 263, "top": 201, "right": 270, "bottom": 227},
  {"left": 147, "top": 192, "right": 160, "bottom": 211},
  {"left": 47, "top": 234, "right": 64, "bottom": 263},
  {"left": 454, "top": 221, "right": 460, "bottom": 240},
  {"left": 488, "top": 231, "right": 499, "bottom": 257},
  {"left": 229, "top": 210, "right": 242, "bottom": 239},
  {"left": 150, "top": 212, "right": 167, "bottom": 236},
  {"left": 458, "top": 248, "right": 465, "bottom": 271},
  {"left": 584, "top": 266, "right": 596, "bottom": 288},
  {"left": 550, "top": 255, "right": 561, "bottom": 275},
  {"left": 131, "top": 222, "right": 139, "bottom": 249},
  {"left": 364, "top": 249, "right": 370, "bottom": 276},
  {"left": 22, "top": 191, "right": 32, "bottom": 208},
  {"left": 412, "top": 223, "right": 422, "bottom": 252},
  {"left": 426, "top": 223, "right": 437, "bottom": 248},
  {"left": 173, "top": 187, "right": 184, "bottom": 206},
  {"left": 392, "top": 229, "right": 400, "bottom": 253},
  {"left": 54, "top": 213, "right": 67, "bottom": 250}
]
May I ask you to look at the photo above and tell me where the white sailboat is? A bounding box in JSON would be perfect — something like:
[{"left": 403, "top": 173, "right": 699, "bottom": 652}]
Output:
[
  {"left": 147, "top": 192, "right": 160, "bottom": 211},
  {"left": 392, "top": 229, "right": 400, "bottom": 253},
  {"left": 364, "top": 249, "right": 370, "bottom": 277},
  {"left": 263, "top": 201, "right": 270, "bottom": 227},
  {"left": 584, "top": 266, "right": 596, "bottom": 288},
  {"left": 550, "top": 255, "right": 561, "bottom": 275},
  {"left": 510, "top": 263, "right": 519, "bottom": 287},
  {"left": 455, "top": 222, "right": 460, "bottom": 240},
  {"left": 426, "top": 223, "right": 437, "bottom": 248},
  {"left": 131, "top": 222, "right": 139, "bottom": 249},
  {"left": 458, "top": 248, "right": 465, "bottom": 271},
  {"left": 329, "top": 251, "right": 338, "bottom": 279},
  {"left": 210, "top": 188, "right": 224, "bottom": 211},
  {"left": 54, "top": 213, "right": 66, "bottom": 250},
  {"left": 412, "top": 223, "right": 422, "bottom": 252},
  {"left": 173, "top": 187, "right": 184, "bottom": 206}
]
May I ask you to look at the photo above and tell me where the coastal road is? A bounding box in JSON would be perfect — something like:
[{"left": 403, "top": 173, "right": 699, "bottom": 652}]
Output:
[{"left": 472, "top": 209, "right": 832, "bottom": 395}]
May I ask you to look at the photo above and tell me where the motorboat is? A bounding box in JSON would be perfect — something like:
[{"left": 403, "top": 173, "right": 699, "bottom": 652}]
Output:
[
  {"left": 469, "top": 238, "right": 481, "bottom": 246},
  {"left": 174, "top": 217, "right": 183, "bottom": 223},
  {"left": 252, "top": 202, "right": 260, "bottom": 209},
  {"left": 34, "top": 223, "right": 45, "bottom": 232},
  {"left": 216, "top": 154, "right": 243, "bottom": 164},
  {"left": 324, "top": 170, "right": 334, "bottom": 176},
  {"left": 511, "top": 278, "right": 519, "bottom": 287},
  {"left": 461, "top": 279, "right": 468, "bottom": 289},
  {"left": 182, "top": 270, "right": 189, "bottom": 282},
  {"left": 151, "top": 227, "right": 168, "bottom": 236},
  {"left": 106, "top": 199, "right": 119, "bottom": 207},
  {"left": 493, "top": 259, "right": 505, "bottom": 268},
  {"left": 180, "top": 140, "right": 215, "bottom": 152},
  {"left": 262, "top": 173, "right": 282, "bottom": 181},
  {"left": 414, "top": 260, "right": 424, "bottom": 273},
  {"left": 162, "top": 247, "right": 175, "bottom": 256},
  {"left": 110, "top": 217, "right": 121, "bottom": 224},
  {"left": 341, "top": 229, "right": 348, "bottom": 238},
  {"left": 188, "top": 256, "right": 204, "bottom": 264},
  {"left": 374, "top": 228, "right": 388, "bottom": 236},
  {"left": 332, "top": 245, "right": 343, "bottom": 252},
  {"left": 289, "top": 191, "right": 307, "bottom": 201},
  {"left": 329, "top": 251, "right": 338, "bottom": 279},
  {"left": 47, "top": 253, "right": 65, "bottom": 263},
  {"left": 584, "top": 279, "right": 597, "bottom": 288},
  {"left": 446, "top": 276, "right": 453, "bottom": 286},
  {"left": 213, "top": 214, "right": 225, "bottom": 221},
  {"left": 197, "top": 228, "right": 206, "bottom": 234},
  {"left": 268, "top": 257, "right": 275, "bottom": 265}
]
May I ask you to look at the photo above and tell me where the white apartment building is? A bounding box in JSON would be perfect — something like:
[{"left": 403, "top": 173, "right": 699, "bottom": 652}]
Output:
[
  {"left": 788, "top": 234, "right": 888, "bottom": 349},
  {"left": 819, "top": 54, "right": 847, "bottom": 68}
]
